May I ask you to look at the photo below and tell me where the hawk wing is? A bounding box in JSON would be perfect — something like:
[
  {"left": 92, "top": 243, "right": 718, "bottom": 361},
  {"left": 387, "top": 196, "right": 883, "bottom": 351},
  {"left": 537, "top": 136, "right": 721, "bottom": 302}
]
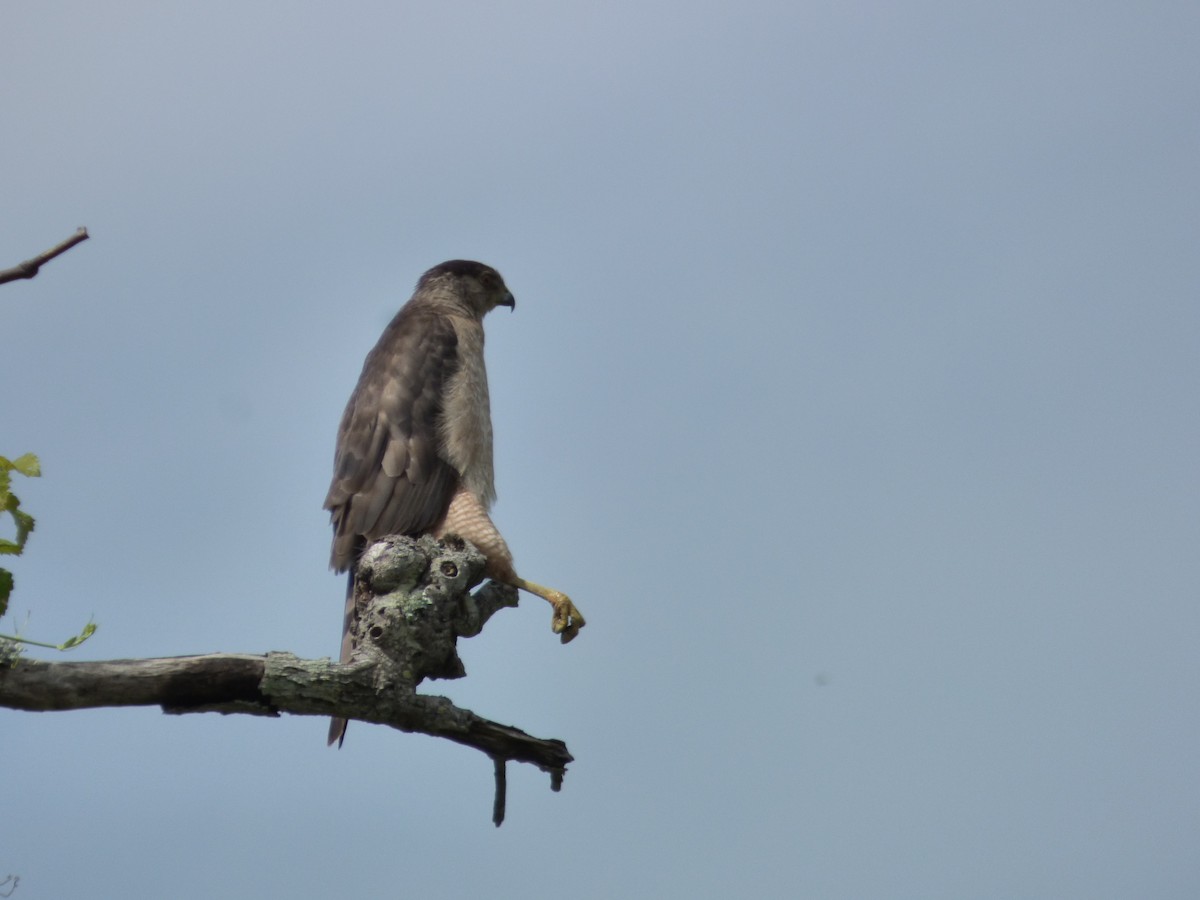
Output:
[{"left": 324, "top": 304, "right": 462, "bottom": 572}]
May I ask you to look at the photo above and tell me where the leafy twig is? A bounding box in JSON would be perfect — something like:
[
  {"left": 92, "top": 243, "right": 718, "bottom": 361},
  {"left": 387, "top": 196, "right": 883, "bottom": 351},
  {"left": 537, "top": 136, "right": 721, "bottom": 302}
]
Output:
[
  {"left": 0, "top": 454, "right": 97, "bottom": 652},
  {"left": 0, "top": 454, "right": 41, "bottom": 617},
  {"left": 3, "top": 621, "right": 97, "bottom": 650}
]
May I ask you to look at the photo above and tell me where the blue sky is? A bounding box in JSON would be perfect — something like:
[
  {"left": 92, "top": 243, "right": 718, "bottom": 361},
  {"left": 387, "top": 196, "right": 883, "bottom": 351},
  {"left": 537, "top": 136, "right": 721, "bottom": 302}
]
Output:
[{"left": 3, "top": 3, "right": 1198, "bottom": 897}]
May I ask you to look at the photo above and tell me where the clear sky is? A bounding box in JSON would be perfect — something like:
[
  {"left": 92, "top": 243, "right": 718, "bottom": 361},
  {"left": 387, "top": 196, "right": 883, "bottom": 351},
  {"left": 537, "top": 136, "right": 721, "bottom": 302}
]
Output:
[{"left": 3, "top": 2, "right": 1198, "bottom": 897}]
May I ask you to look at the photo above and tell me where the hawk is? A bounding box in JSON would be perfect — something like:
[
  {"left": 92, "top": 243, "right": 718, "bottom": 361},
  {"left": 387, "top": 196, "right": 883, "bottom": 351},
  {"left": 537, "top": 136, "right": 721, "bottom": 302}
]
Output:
[{"left": 324, "top": 260, "right": 584, "bottom": 745}]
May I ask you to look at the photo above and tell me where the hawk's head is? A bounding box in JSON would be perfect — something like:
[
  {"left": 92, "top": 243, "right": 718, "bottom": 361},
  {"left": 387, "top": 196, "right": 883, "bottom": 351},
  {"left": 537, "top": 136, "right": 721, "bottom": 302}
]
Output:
[{"left": 418, "top": 260, "right": 516, "bottom": 317}]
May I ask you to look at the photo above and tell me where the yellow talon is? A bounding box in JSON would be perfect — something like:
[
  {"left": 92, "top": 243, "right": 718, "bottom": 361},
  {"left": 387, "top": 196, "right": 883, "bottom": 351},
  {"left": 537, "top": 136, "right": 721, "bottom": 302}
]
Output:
[{"left": 513, "top": 578, "right": 585, "bottom": 643}]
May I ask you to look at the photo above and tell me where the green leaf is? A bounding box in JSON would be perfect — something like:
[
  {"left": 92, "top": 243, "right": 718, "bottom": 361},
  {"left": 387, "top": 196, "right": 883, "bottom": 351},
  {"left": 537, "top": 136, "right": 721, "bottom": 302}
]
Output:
[
  {"left": 10, "top": 501, "right": 34, "bottom": 549},
  {"left": 58, "top": 621, "right": 98, "bottom": 649},
  {"left": 0, "top": 492, "right": 35, "bottom": 554},
  {"left": 11, "top": 453, "right": 41, "bottom": 477},
  {"left": 0, "top": 568, "right": 11, "bottom": 616}
]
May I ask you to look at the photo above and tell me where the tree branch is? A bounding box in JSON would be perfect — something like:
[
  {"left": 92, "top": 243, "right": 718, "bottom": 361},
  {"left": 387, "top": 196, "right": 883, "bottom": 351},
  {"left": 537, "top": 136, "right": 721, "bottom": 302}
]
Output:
[
  {"left": 0, "top": 227, "right": 89, "bottom": 285},
  {"left": 0, "top": 535, "right": 573, "bottom": 823}
]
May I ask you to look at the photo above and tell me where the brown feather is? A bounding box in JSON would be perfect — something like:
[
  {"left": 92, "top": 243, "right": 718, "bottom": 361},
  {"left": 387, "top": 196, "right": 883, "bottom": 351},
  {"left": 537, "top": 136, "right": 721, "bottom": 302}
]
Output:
[{"left": 324, "top": 307, "right": 461, "bottom": 572}]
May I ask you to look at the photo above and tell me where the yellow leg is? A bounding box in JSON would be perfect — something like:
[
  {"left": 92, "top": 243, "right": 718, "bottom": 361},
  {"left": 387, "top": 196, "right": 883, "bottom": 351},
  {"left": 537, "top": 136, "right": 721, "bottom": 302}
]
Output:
[{"left": 512, "top": 577, "right": 585, "bottom": 643}]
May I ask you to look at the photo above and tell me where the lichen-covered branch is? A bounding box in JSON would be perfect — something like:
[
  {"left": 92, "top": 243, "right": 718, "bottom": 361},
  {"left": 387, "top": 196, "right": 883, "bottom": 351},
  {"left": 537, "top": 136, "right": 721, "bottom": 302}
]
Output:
[
  {"left": 0, "top": 227, "right": 89, "bottom": 285},
  {"left": 0, "top": 536, "right": 573, "bottom": 822}
]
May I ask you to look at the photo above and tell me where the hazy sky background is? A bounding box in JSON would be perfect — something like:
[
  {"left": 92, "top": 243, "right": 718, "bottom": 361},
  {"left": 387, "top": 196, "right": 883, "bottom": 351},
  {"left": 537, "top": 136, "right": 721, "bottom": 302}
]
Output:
[{"left": 3, "top": 3, "right": 1198, "bottom": 897}]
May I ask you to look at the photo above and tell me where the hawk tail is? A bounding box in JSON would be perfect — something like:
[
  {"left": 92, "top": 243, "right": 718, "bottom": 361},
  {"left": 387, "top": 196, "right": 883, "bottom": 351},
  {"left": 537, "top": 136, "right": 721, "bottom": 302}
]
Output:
[{"left": 327, "top": 569, "right": 355, "bottom": 747}]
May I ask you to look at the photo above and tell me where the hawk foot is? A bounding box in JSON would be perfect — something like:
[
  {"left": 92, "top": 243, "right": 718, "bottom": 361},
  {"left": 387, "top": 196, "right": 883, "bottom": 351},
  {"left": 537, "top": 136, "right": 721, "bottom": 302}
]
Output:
[{"left": 514, "top": 578, "right": 585, "bottom": 644}]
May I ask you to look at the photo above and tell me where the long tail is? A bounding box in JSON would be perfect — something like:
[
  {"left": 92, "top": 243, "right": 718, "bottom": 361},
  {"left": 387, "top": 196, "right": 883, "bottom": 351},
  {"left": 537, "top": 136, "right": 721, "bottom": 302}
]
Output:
[{"left": 327, "top": 569, "right": 355, "bottom": 747}]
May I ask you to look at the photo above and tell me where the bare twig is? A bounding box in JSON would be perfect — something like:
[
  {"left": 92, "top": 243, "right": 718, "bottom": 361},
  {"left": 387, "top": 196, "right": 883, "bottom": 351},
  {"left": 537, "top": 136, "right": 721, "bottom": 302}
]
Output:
[
  {"left": 0, "top": 227, "right": 89, "bottom": 285},
  {"left": 492, "top": 756, "right": 509, "bottom": 826}
]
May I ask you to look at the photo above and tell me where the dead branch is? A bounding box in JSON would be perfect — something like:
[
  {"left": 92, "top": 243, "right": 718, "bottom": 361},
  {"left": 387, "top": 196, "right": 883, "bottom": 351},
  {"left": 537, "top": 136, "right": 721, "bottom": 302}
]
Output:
[
  {"left": 0, "top": 227, "right": 89, "bottom": 285},
  {"left": 0, "top": 535, "right": 573, "bottom": 824}
]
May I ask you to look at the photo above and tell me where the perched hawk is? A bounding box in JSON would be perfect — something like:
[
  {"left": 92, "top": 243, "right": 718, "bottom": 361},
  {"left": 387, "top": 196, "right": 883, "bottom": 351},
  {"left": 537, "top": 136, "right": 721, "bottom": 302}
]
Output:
[{"left": 324, "top": 260, "right": 584, "bottom": 745}]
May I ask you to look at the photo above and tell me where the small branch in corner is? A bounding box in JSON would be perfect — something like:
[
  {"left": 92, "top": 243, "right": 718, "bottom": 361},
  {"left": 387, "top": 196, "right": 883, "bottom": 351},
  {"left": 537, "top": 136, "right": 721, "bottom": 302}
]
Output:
[{"left": 0, "top": 227, "right": 89, "bottom": 286}]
